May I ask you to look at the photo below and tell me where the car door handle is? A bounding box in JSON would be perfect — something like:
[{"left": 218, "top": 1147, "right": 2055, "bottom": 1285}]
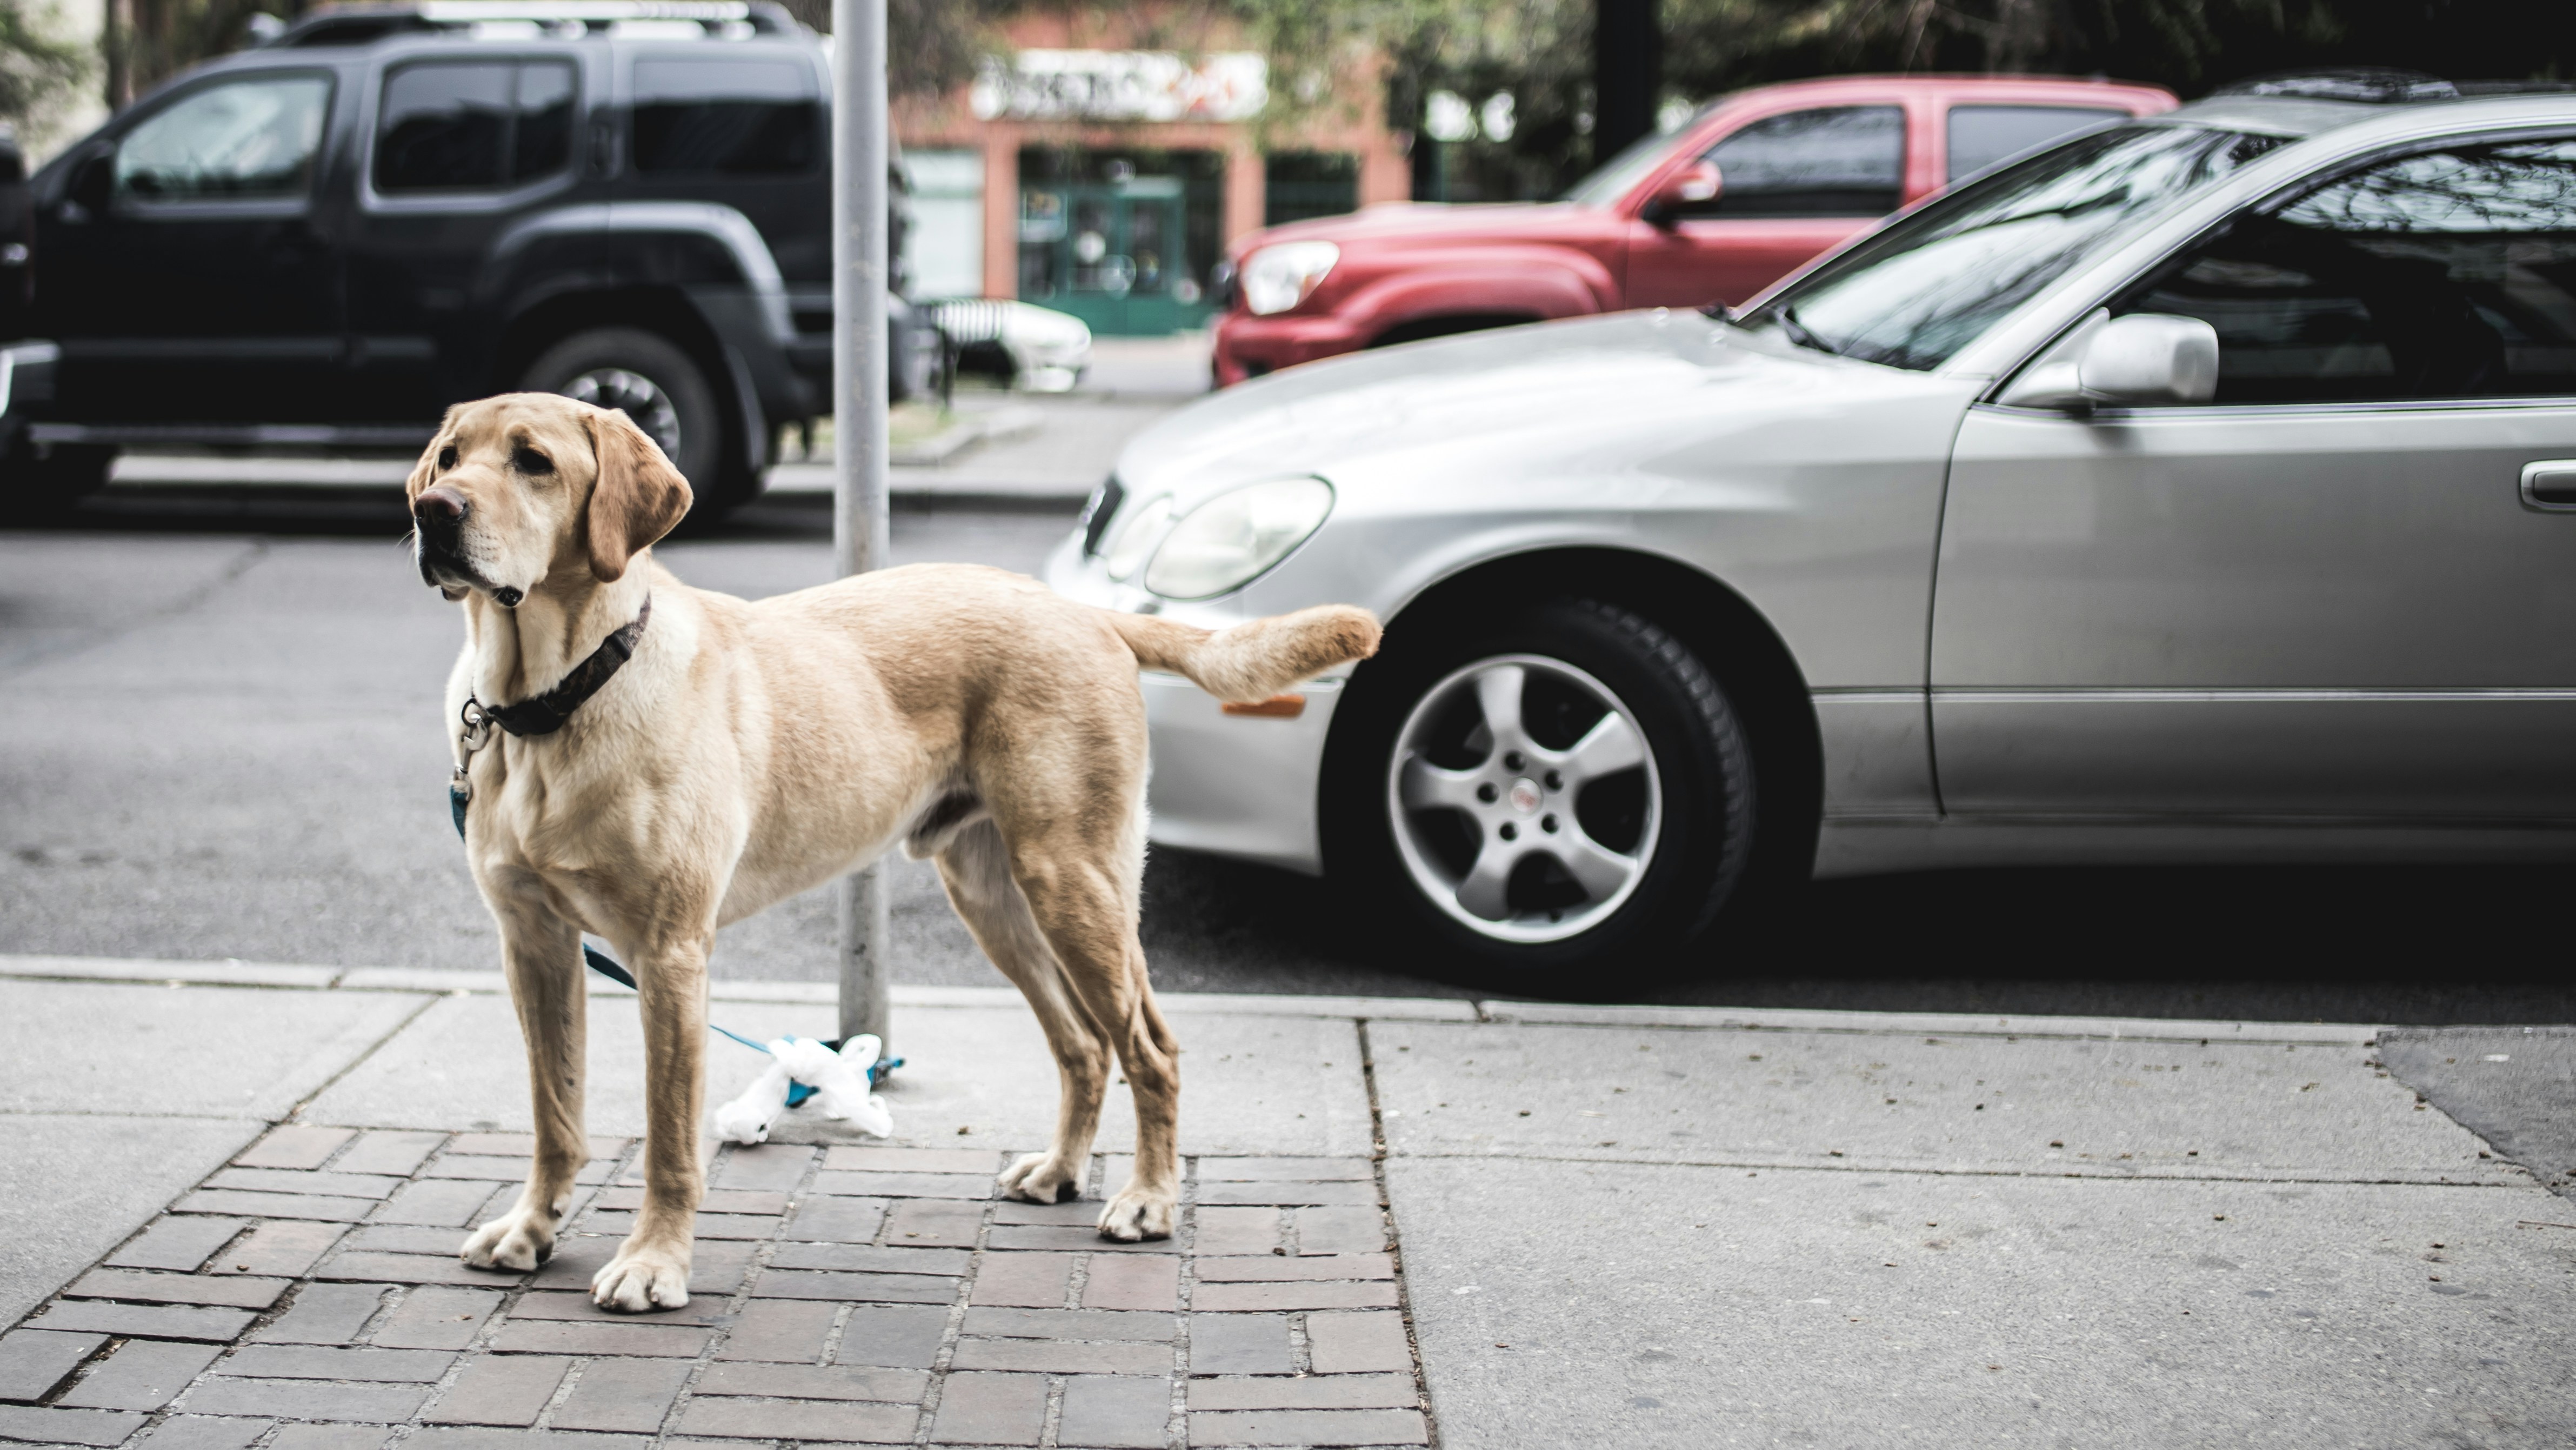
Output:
[{"left": 2521, "top": 460, "right": 2576, "bottom": 511}]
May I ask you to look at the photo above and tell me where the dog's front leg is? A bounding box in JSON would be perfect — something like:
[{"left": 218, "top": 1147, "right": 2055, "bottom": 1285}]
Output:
[
  {"left": 592, "top": 932, "right": 709, "bottom": 1312},
  {"left": 462, "top": 889, "right": 586, "bottom": 1272}
]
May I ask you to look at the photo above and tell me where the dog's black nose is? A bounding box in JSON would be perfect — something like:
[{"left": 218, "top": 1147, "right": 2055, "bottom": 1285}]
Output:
[{"left": 415, "top": 487, "right": 468, "bottom": 546}]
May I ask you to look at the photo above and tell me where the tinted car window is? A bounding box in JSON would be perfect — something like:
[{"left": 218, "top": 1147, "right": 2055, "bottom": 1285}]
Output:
[
  {"left": 632, "top": 58, "right": 817, "bottom": 175},
  {"left": 115, "top": 74, "right": 331, "bottom": 201},
  {"left": 513, "top": 63, "right": 576, "bottom": 179},
  {"left": 1688, "top": 107, "right": 1903, "bottom": 219},
  {"left": 376, "top": 61, "right": 578, "bottom": 193},
  {"left": 1764, "top": 124, "right": 2283, "bottom": 370},
  {"left": 1947, "top": 105, "right": 2123, "bottom": 182},
  {"left": 2120, "top": 137, "right": 2576, "bottom": 403}
]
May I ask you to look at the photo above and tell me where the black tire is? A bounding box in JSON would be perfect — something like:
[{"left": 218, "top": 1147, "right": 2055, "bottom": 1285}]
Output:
[
  {"left": 1322, "top": 597, "right": 1758, "bottom": 985},
  {"left": 5, "top": 441, "right": 115, "bottom": 517},
  {"left": 521, "top": 327, "right": 752, "bottom": 517}
]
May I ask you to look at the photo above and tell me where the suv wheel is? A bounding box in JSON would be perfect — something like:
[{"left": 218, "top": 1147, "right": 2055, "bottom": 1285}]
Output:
[
  {"left": 523, "top": 328, "right": 748, "bottom": 514},
  {"left": 1324, "top": 598, "right": 1758, "bottom": 982},
  {"left": 6, "top": 441, "right": 116, "bottom": 516}
]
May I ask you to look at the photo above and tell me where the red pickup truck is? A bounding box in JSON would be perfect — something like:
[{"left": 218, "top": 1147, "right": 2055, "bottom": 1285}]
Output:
[{"left": 1212, "top": 74, "right": 2176, "bottom": 385}]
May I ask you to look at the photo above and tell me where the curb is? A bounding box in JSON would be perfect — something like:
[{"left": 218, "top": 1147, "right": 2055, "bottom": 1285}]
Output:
[{"left": 0, "top": 953, "right": 2375, "bottom": 1042}]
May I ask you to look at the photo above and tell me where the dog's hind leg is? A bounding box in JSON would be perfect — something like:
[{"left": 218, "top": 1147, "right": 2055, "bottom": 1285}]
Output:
[
  {"left": 1004, "top": 836, "right": 1178, "bottom": 1243},
  {"left": 936, "top": 820, "right": 1111, "bottom": 1208},
  {"left": 462, "top": 882, "right": 586, "bottom": 1273}
]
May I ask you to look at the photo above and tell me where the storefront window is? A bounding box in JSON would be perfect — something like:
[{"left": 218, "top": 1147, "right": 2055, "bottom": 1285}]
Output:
[
  {"left": 905, "top": 149, "right": 984, "bottom": 300},
  {"left": 1266, "top": 152, "right": 1359, "bottom": 226},
  {"left": 1017, "top": 148, "right": 1223, "bottom": 335}
]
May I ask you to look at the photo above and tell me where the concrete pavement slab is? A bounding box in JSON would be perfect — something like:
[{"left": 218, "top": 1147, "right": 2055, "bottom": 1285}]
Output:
[
  {"left": 1387, "top": 1154, "right": 2576, "bottom": 1449},
  {"left": 0, "top": 1115, "right": 262, "bottom": 1329},
  {"left": 1370, "top": 1019, "right": 2517, "bottom": 1185},
  {"left": 304, "top": 994, "right": 1374, "bottom": 1156},
  {"left": 2381, "top": 1026, "right": 2576, "bottom": 1200},
  {"left": 0, "top": 979, "right": 431, "bottom": 1120}
]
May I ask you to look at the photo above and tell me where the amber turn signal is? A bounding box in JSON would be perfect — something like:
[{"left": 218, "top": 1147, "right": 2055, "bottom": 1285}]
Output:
[{"left": 1221, "top": 694, "right": 1306, "bottom": 719}]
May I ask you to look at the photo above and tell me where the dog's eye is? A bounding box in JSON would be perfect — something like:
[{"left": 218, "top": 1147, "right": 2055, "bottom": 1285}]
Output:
[
  {"left": 514, "top": 446, "right": 553, "bottom": 475},
  {"left": 437, "top": 445, "right": 457, "bottom": 471}
]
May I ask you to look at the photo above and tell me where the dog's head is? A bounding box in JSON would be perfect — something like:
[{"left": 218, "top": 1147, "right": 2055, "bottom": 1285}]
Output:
[{"left": 406, "top": 393, "right": 693, "bottom": 606}]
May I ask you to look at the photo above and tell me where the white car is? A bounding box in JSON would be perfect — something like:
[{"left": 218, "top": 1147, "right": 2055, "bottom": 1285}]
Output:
[
  {"left": 1045, "top": 78, "right": 2576, "bottom": 975},
  {"left": 930, "top": 300, "right": 1091, "bottom": 392}
]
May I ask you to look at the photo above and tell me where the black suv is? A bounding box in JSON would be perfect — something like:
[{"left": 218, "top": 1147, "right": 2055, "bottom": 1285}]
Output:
[{"left": 9, "top": 0, "right": 916, "bottom": 513}]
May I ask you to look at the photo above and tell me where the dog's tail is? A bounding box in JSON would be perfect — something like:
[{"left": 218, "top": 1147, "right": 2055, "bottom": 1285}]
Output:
[{"left": 1108, "top": 605, "right": 1382, "bottom": 704}]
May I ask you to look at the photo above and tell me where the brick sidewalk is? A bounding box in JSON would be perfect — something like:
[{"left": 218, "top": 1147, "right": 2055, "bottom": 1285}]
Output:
[{"left": 0, "top": 1129, "right": 1432, "bottom": 1449}]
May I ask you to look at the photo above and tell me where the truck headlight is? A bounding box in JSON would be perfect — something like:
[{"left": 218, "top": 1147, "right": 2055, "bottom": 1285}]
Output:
[
  {"left": 1239, "top": 242, "right": 1339, "bottom": 316},
  {"left": 1144, "top": 476, "right": 1335, "bottom": 600}
]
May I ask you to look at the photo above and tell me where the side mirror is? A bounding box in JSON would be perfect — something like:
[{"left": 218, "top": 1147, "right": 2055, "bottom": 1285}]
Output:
[
  {"left": 1643, "top": 162, "right": 1721, "bottom": 227},
  {"left": 1998, "top": 311, "right": 2219, "bottom": 410}
]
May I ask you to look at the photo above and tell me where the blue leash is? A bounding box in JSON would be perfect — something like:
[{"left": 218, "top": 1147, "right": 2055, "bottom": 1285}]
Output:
[
  {"left": 449, "top": 791, "right": 898, "bottom": 1105},
  {"left": 578, "top": 945, "right": 900, "bottom": 1106}
]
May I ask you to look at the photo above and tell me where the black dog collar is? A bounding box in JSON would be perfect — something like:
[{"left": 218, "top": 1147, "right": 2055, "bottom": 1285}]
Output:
[{"left": 477, "top": 594, "right": 652, "bottom": 737}]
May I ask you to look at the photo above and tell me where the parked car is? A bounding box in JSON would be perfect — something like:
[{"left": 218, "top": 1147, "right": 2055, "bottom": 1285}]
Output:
[
  {"left": 4, "top": 0, "right": 929, "bottom": 513},
  {"left": 1211, "top": 74, "right": 2175, "bottom": 387},
  {"left": 1051, "top": 75, "right": 2576, "bottom": 977},
  {"left": 926, "top": 298, "right": 1092, "bottom": 393}
]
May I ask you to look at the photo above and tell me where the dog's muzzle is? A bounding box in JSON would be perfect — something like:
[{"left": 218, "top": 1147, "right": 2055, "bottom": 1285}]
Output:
[{"left": 412, "top": 487, "right": 515, "bottom": 604}]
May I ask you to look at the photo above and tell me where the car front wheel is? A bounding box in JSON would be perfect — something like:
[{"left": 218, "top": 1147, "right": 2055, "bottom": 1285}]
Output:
[{"left": 1325, "top": 598, "right": 1758, "bottom": 981}]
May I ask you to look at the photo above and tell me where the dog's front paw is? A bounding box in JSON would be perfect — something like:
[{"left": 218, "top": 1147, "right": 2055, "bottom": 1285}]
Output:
[
  {"left": 1096, "top": 1185, "right": 1175, "bottom": 1242},
  {"left": 591, "top": 1239, "right": 691, "bottom": 1313},
  {"left": 998, "top": 1152, "right": 1085, "bottom": 1205},
  {"left": 460, "top": 1207, "right": 557, "bottom": 1272}
]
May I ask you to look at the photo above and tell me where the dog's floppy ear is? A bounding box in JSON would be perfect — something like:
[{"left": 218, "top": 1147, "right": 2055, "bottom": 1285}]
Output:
[
  {"left": 406, "top": 404, "right": 464, "bottom": 503},
  {"left": 583, "top": 405, "right": 694, "bottom": 582}
]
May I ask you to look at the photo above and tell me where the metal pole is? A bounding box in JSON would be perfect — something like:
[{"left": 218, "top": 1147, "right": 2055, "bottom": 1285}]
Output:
[{"left": 830, "top": 0, "right": 891, "bottom": 1053}]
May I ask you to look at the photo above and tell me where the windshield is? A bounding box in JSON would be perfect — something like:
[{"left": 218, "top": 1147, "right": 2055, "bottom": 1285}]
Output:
[
  {"left": 1561, "top": 103, "right": 1720, "bottom": 207},
  {"left": 1749, "top": 124, "right": 2287, "bottom": 370}
]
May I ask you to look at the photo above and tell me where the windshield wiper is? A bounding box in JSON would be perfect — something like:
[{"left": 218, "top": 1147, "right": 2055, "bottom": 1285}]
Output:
[{"left": 1770, "top": 303, "right": 1841, "bottom": 357}]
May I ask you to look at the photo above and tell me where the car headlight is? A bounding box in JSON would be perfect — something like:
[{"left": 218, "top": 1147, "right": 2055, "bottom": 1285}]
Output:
[
  {"left": 1239, "top": 242, "right": 1339, "bottom": 316},
  {"left": 1143, "top": 476, "right": 1336, "bottom": 600},
  {"left": 1103, "top": 494, "right": 1174, "bottom": 580}
]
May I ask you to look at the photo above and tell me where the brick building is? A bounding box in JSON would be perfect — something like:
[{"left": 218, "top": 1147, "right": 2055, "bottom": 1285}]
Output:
[{"left": 895, "top": 13, "right": 1409, "bottom": 335}]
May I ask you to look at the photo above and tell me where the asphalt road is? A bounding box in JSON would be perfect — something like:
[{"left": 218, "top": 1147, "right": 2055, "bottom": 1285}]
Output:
[{"left": 5, "top": 481, "right": 2573, "bottom": 1028}]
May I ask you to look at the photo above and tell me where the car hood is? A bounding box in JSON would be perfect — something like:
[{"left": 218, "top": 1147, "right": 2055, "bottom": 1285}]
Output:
[{"left": 1115, "top": 309, "right": 1872, "bottom": 509}]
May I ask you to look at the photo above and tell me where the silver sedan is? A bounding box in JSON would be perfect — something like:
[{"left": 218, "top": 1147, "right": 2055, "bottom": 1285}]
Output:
[{"left": 1045, "top": 81, "right": 2576, "bottom": 975}]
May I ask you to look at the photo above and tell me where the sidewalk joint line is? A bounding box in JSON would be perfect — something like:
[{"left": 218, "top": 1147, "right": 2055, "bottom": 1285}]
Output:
[
  {"left": 278, "top": 990, "right": 446, "bottom": 1126},
  {"left": 1356, "top": 1018, "right": 1442, "bottom": 1449}
]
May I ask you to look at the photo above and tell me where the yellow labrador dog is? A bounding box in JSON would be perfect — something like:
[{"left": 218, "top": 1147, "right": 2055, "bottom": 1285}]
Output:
[{"left": 410, "top": 394, "right": 1378, "bottom": 1312}]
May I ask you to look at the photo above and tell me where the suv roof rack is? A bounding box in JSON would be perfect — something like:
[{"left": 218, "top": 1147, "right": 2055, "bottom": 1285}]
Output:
[
  {"left": 270, "top": 0, "right": 802, "bottom": 48},
  {"left": 2211, "top": 69, "right": 2459, "bottom": 104}
]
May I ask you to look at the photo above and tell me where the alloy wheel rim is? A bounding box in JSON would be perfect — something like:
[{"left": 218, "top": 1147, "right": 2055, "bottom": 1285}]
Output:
[
  {"left": 559, "top": 368, "right": 683, "bottom": 460},
  {"left": 1385, "top": 654, "right": 1663, "bottom": 944}
]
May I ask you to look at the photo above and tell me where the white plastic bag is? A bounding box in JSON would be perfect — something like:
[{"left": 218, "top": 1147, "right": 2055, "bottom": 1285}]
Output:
[{"left": 711, "top": 1034, "right": 893, "bottom": 1145}]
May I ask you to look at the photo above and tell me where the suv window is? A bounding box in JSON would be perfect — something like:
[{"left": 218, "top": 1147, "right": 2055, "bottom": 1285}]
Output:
[
  {"left": 1688, "top": 107, "right": 1903, "bottom": 220},
  {"left": 1947, "top": 105, "right": 2123, "bottom": 182},
  {"left": 632, "top": 58, "right": 817, "bottom": 176},
  {"left": 2119, "top": 137, "right": 2576, "bottom": 403},
  {"left": 115, "top": 74, "right": 331, "bottom": 202},
  {"left": 376, "top": 60, "right": 578, "bottom": 194}
]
